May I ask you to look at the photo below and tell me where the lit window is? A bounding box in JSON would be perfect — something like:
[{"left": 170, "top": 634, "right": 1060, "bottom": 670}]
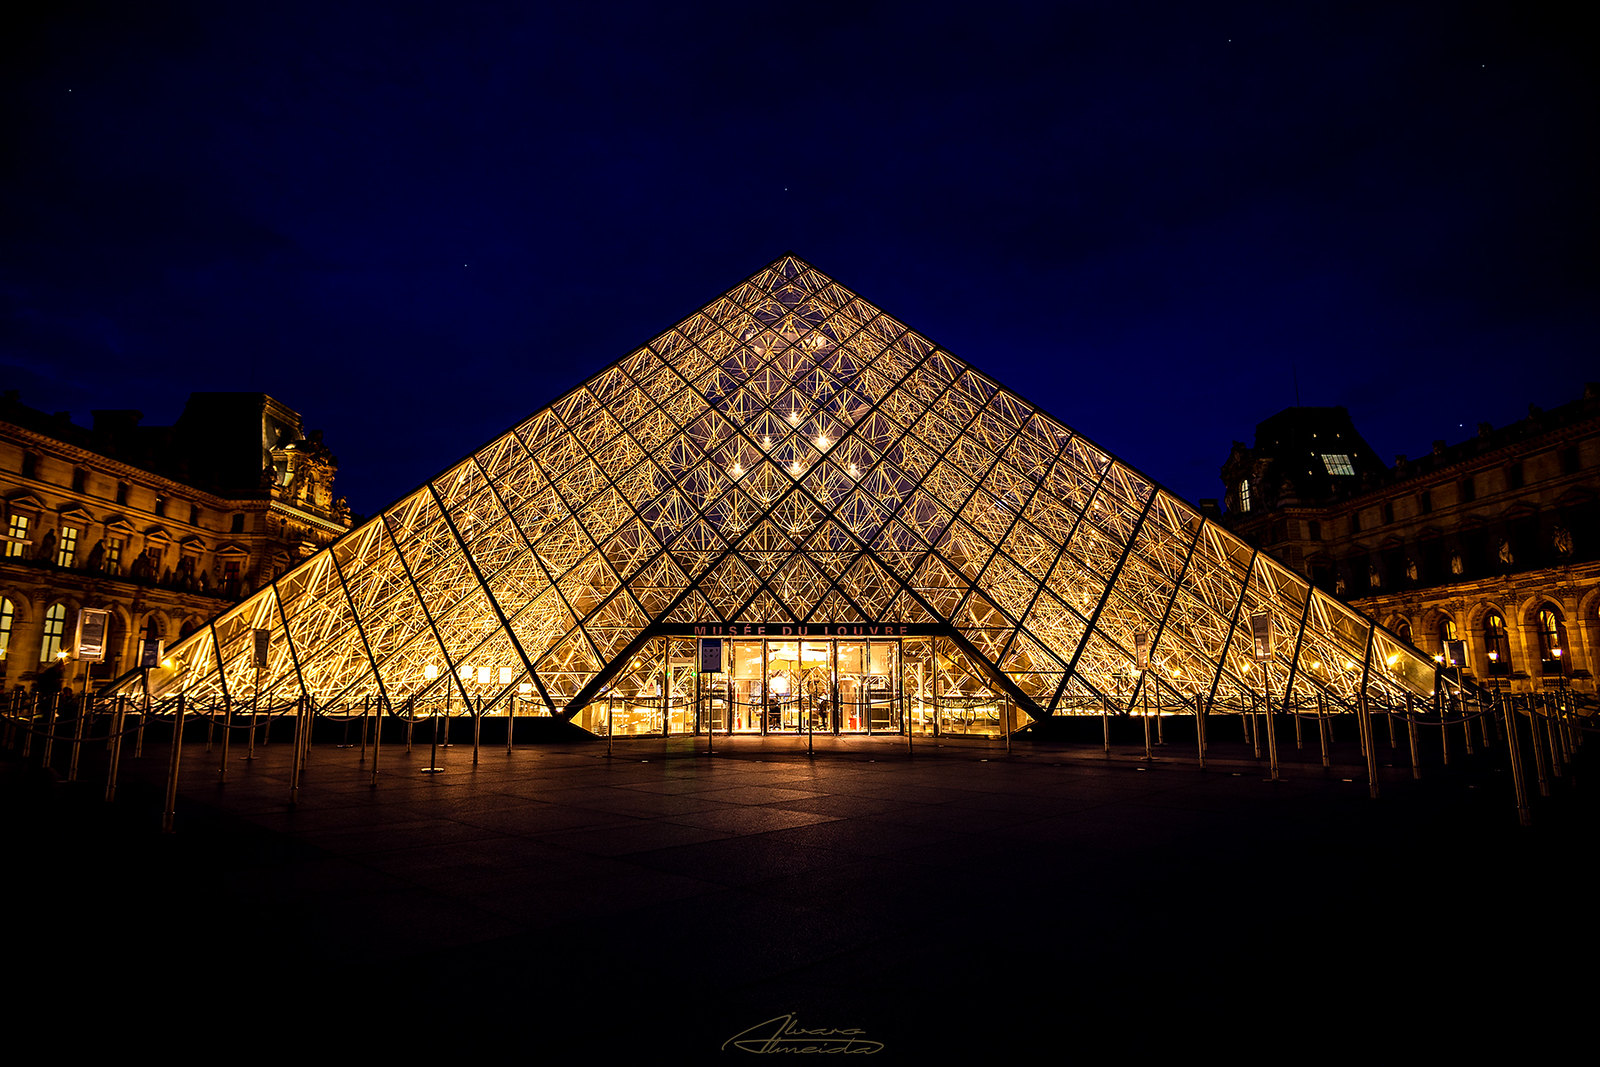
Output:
[
  {"left": 1237, "top": 479, "right": 1252, "bottom": 513},
  {"left": 0, "top": 597, "right": 13, "bottom": 659},
  {"left": 40, "top": 603, "right": 67, "bottom": 663},
  {"left": 5, "top": 514, "right": 28, "bottom": 558},
  {"left": 56, "top": 526, "right": 79, "bottom": 568},
  {"left": 1484, "top": 613, "right": 1511, "bottom": 676},
  {"left": 1320, "top": 454, "right": 1356, "bottom": 476},
  {"left": 1537, "top": 607, "right": 1566, "bottom": 675},
  {"left": 106, "top": 539, "right": 124, "bottom": 573}
]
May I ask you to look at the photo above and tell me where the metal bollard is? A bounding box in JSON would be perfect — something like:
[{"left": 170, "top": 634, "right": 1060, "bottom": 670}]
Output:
[{"left": 162, "top": 696, "right": 187, "bottom": 833}]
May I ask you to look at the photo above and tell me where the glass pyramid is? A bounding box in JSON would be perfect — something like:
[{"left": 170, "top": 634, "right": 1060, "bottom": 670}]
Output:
[{"left": 120, "top": 254, "right": 1435, "bottom": 732}]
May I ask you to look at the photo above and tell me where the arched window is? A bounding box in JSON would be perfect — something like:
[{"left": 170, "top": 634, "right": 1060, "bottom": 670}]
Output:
[
  {"left": 1483, "top": 612, "right": 1511, "bottom": 676},
  {"left": 1439, "top": 618, "right": 1465, "bottom": 668},
  {"left": 1536, "top": 607, "right": 1567, "bottom": 675},
  {"left": 40, "top": 603, "right": 67, "bottom": 663},
  {"left": 1238, "top": 479, "right": 1252, "bottom": 514},
  {"left": 1395, "top": 618, "right": 1413, "bottom": 646},
  {"left": 0, "top": 597, "right": 14, "bottom": 660}
]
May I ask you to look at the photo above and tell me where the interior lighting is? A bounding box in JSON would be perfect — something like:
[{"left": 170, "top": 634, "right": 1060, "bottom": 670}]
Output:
[
  {"left": 499, "top": 666, "right": 514, "bottom": 685},
  {"left": 762, "top": 435, "right": 772, "bottom": 449},
  {"left": 770, "top": 675, "right": 789, "bottom": 694},
  {"left": 731, "top": 462, "right": 744, "bottom": 478},
  {"left": 788, "top": 411, "right": 800, "bottom": 424},
  {"left": 423, "top": 663, "right": 438, "bottom": 680},
  {"left": 1385, "top": 654, "right": 1399, "bottom": 668},
  {"left": 790, "top": 461, "right": 802, "bottom": 476},
  {"left": 816, "top": 434, "right": 830, "bottom": 449},
  {"left": 476, "top": 666, "right": 491, "bottom": 684},
  {"left": 848, "top": 463, "right": 859, "bottom": 477}
]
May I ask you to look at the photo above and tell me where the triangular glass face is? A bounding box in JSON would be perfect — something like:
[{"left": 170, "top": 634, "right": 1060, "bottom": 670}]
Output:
[{"left": 125, "top": 254, "right": 1436, "bottom": 724}]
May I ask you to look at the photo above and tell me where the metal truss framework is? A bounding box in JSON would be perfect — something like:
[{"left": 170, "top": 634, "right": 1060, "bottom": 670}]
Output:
[{"left": 116, "top": 255, "right": 1437, "bottom": 719}]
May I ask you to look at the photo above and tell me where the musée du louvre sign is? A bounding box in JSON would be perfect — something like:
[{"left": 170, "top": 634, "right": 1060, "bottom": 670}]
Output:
[{"left": 644, "top": 621, "right": 953, "bottom": 639}]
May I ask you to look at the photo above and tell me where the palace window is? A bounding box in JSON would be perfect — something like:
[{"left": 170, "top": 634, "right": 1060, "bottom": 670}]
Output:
[
  {"left": 1483, "top": 613, "right": 1511, "bottom": 676},
  {"left": 56, "top": 526, "right": 80, "bottom": 568},
  {"left": 40, "top": 603, "right": 67, "bottom": 663},
  {"left": 0, "top": 597, "right": 13, "bottom": 659},
  {"left": 1237, "top": 479, "right": 1251, "bottom": 513},
  {"left": 106, "top": 538, "right": 124, "bottom": 573},
  {"left": 1439, "top": 618, "right": 1463, "bottom": 667},
  {"left": 1536, "top": 607, "right": 1566, "bottom": 675},
  {"left": 5, "top": 514, "right": 28, "bottom": 558}
]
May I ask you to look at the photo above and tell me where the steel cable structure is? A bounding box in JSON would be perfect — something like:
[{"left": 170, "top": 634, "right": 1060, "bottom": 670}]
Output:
[{"left": 106, "top": 255, "right": 1440, "bottom": 733}]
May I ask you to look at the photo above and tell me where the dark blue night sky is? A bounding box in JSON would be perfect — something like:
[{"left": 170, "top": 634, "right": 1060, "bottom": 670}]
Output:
[{"left": 4, "top": 2, "right": 1593, "bottom": 516}]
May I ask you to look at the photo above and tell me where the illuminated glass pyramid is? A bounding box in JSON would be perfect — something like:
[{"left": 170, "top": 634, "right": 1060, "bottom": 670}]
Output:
[{"left": 125, "top": 254, "right": 1434, "bottom": 732}]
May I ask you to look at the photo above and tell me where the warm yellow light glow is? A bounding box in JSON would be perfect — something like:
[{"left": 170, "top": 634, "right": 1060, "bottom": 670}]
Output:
[
  {"left": 1385, "top": 653, "right": 1399, "bottom": 667},
  {"left": 104, "top": 253, "right": 1436, "bottom": 716},
  {"left": 56, "top": 650, "right": 69, "bottom": 661}
]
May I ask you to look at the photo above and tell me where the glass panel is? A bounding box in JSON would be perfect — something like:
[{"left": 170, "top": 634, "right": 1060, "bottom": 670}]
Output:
[
  {"left": 904, "top": 637, "right": 934, "bottom": 735},
  {"left": 728, "top": 639, "right": 764, "bottom": 733}
]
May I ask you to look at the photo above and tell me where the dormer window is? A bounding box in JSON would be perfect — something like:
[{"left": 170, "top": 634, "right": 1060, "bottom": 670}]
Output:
[{"left": 1320, "top": 453, "right": 1355, "bottom": 476}]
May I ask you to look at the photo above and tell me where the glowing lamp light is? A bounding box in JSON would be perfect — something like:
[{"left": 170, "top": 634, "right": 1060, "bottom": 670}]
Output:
[
  {"left": 499, "top": 666, "right": 514, "bottom": 685},
  {"left": 459, "top": 664, "right": 473, "bottom": 681},
  {"left": 787, "top": 411, "right": 800, "bottom": 424},
  {"left": 848, "top": 463, "right": 859, "bottom": 477},
  {"left": 815, "top": 434, "right": 830, "bottom": 449},
  {"left": 790, "top": 461, "right": 802, "bottom": 476},
  {"left": 161, "top": 658, "right": 175, "bottom": 670},
  {"left": 476, "top": 666, "right": 491, "bottom": 684},
  {"left": 518, "top": 682, "right": 533, "bottom": 695},
  {"left": 423, "top": 663, "right": 438, "bottom": 680},
  {"left": 770, "top": 674, "right": 790, "bottom": 695},
  {"left": 762, "top": 435, "right": 772, "bottom": 449},
  {"left": 1385, "top": 654, "right": 1400, "bottom": 668},
  {"left": 731, "top": 462, "right": 744, "bottom": 478},
  {"left": 56, "top": 650, "right": 69, "bottom": 662}
]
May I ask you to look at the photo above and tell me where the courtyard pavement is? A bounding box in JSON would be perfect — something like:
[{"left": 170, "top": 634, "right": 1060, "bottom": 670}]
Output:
[{"left": 5, "top": 720, "right": 1591, "bottom": 1060}]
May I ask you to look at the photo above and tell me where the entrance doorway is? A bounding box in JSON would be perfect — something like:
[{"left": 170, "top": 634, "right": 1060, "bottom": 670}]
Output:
[{"left": 575, "top": 635, "right": 1019, "bottom": 739}]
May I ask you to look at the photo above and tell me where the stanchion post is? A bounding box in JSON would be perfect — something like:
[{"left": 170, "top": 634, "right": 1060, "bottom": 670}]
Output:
[
  {"left": 1500, "top": 692, "right": 1531, "bottom": 826},
  {"left": 371, "top": 694, "right": 384, "bottom": 787},
  {"left": 1359, "top": 692, "right": 1379, "bottom": 800},
  {"left": 162, "top": 694, "right": 187, "bottom": 833},
  {"left": 67, "top": 665, "right": 89, "bottom": 782},
  {"left": 105, "top": 694, "right": 127, "bottom": 802}
]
